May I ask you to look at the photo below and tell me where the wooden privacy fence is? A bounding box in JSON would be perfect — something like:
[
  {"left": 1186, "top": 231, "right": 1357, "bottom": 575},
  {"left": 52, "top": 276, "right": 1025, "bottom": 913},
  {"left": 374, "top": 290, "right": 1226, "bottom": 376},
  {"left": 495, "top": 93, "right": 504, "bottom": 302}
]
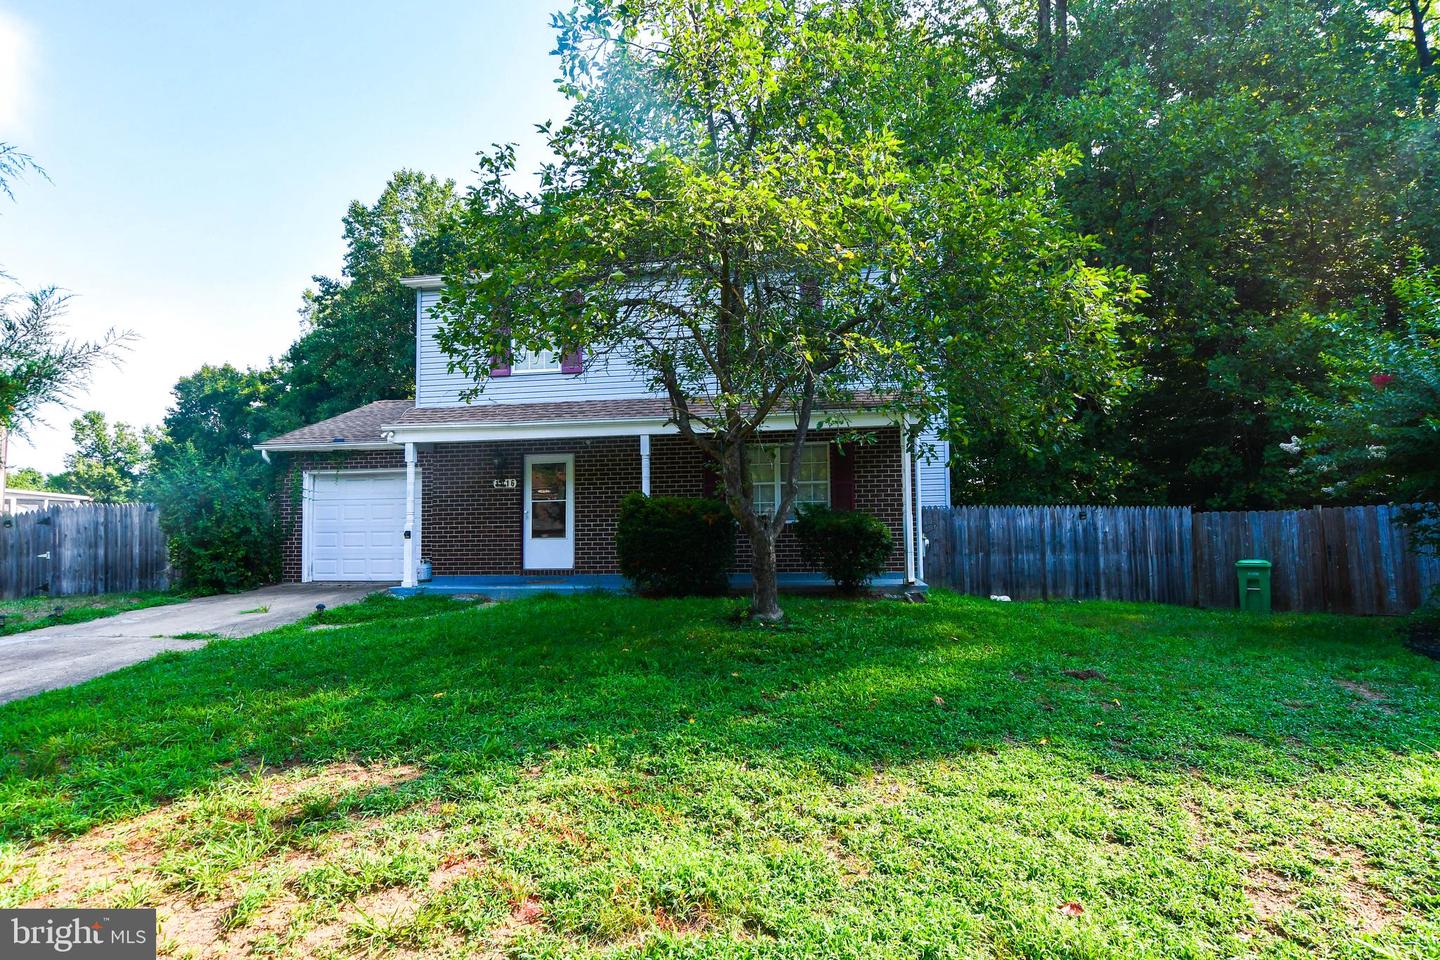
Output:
[
  {"left": 922, "top": 504, "right": 1440, "bottom": 615},
  {"left": 1, "top": 503, "right": 171, "bottom": 600}
]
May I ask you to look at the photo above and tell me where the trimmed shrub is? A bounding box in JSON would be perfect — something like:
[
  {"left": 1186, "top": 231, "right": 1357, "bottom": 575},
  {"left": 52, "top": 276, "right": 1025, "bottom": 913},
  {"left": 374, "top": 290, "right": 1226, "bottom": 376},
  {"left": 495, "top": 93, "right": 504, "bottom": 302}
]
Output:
[
  {"left": 146, "top": 446, "right": 281, "bottom": 592},
  {"left": 794, "top": 504, "right": 893, "bottom": 595},
  {"left": 616, "top": 493, "right": 737, "bottom": 597}
]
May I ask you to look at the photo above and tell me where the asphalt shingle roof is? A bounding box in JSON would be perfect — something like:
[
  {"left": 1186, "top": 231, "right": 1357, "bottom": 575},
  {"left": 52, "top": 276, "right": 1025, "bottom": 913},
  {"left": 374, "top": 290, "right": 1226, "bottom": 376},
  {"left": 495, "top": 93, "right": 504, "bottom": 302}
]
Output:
[{"left": 256, "top": 399, "right": 414, "bottom": 449}]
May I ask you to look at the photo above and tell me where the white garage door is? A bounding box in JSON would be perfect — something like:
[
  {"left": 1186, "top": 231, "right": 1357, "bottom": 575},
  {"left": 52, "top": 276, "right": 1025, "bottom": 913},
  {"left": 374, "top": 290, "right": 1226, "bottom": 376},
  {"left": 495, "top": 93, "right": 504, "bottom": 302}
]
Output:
[{"left": 306, "top": 472, "right": 409, "bottom": 582}]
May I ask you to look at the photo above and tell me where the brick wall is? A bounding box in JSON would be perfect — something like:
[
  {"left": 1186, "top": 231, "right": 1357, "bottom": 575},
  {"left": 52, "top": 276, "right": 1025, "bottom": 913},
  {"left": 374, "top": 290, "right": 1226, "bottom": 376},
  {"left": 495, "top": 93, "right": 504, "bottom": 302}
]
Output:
[
  {"left": 275, "top": 426, "right": 906, "bottom": 581},
  {"left": 649, "top": 427, "right": 905, "bottom": 574},
  {"left": 417, "top": 438, "right": 638, "bottom": 576}
]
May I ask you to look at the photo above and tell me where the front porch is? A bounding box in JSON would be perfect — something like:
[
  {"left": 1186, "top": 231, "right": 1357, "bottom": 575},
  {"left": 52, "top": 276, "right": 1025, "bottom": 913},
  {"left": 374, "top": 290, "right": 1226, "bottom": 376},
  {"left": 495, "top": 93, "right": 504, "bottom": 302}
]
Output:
[{"left": 391, "top": 572, "right": 926, "bottom": 600}]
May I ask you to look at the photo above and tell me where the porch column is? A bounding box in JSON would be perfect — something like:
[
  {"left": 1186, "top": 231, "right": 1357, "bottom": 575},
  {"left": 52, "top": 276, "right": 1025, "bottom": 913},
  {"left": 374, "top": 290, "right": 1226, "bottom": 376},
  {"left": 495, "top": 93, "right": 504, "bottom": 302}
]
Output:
[
  {"left": 914, "top": 446, "right": 926, "bottom": 583},
  {"left": 402, "top": 442, "right": 417, "bottom": 588},
  {"left": 900, "top": 428, "right": 916, "bottom": 585},
  {"left": 639, "top": 434, "right": 652, "bottom": 495}
]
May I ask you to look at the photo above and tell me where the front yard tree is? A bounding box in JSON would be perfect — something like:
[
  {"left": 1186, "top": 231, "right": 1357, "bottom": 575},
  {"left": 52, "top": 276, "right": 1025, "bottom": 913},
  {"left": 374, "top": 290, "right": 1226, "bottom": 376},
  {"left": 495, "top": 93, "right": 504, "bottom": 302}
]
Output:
[
  {"left": 437, "top": 0, "right": 1139, "bottom": 619},
  {"left": 0, "top": 290, "right": 130, "bottom": 513}
]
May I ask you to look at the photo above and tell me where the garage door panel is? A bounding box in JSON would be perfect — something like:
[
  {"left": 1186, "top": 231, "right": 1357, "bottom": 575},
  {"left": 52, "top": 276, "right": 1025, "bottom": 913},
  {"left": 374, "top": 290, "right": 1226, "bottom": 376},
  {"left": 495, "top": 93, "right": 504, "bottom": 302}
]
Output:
[{"left": 307, "top": 472, "right": 409, "bottom": 582}]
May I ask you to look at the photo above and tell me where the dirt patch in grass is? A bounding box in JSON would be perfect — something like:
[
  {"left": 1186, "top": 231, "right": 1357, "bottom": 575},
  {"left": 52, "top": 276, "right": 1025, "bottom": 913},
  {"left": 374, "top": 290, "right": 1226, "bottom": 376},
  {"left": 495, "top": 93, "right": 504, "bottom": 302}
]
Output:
[
  {"left": 1242, "top": 842, "right": 1398, "bottom": 937},
  {"left": 263, "top": 761, "right": 423, "bottom": 805},
  {"left": 1333, "top": 679, "right": 1395, "bottom": 714},
  {"left": 0, "top": 761, "right": 433, "bottom": 958}
]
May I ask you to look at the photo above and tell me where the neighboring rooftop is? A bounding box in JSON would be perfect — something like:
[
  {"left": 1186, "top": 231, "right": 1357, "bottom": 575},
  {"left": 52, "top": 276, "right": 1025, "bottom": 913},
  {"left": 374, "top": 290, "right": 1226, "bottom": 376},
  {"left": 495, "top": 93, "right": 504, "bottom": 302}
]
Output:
[{"left": 255, "top": 400, "right": 414, "bottom": 450}]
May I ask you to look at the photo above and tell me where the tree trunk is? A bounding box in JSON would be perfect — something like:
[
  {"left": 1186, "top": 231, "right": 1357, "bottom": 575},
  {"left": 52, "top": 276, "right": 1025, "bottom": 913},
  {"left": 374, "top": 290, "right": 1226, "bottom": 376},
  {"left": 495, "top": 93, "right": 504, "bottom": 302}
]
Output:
[
  {"left": 748, "top": 525, "right": 783, "bottom": 621},
  {"left": 1055, "top": 0, "right": 1068, "bottom": 64},
  {"left": 1038, "top": 0, "right": 1051, "bottom": 53},
  {"left": 1411, "top": 0, "right": 1435, "bottom": 115}
]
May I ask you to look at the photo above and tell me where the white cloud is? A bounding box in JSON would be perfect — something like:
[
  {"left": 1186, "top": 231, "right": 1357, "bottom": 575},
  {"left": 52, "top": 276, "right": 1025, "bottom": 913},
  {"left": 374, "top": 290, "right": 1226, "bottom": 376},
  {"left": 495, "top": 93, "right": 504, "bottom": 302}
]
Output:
[{"left": 0, "top": 8, "right": 32, "bottom": 132}]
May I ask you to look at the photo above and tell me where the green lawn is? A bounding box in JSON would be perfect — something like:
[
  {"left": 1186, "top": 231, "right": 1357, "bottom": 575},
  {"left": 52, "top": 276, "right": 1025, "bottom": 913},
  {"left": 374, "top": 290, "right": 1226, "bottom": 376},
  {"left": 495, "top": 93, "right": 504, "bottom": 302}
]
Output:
[
  {"left": 0, "top": 590, "right": 187, "bottom": 637},
  {"left": 1, "top": 593, "right": 1437, "bottom": 959}
]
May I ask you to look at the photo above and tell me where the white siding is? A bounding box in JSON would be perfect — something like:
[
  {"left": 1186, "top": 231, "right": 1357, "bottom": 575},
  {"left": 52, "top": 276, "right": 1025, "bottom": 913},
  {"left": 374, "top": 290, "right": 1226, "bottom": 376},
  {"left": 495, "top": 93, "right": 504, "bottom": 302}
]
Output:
[
  {"left": 917, "top": 425, "right": 950, "bottom": 507},
  {"left": 416, "top": 290, "right": 661, "bottom": 408}
]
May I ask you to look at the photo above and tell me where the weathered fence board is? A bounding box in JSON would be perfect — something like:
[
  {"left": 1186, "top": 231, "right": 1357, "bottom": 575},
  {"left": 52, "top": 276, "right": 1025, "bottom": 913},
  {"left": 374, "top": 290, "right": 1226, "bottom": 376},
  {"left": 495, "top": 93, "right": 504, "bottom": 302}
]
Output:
[
  {"left": 0, "top": 504, "right": 170, "bottom": 600},
  {"left": 923, "top": 503, "right": 1439, "bottom": 615},
  {"left": 924, "top": 506, "right": 1196, "bottom": 605}
]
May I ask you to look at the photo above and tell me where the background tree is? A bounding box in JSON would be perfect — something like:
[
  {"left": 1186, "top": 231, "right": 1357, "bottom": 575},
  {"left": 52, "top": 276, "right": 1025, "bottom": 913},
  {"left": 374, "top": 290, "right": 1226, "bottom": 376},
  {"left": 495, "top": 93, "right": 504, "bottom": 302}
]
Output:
[
  {"left": 276, "top": 170, "right": 461, "bottom": 424},
  {"left": 0, "top": 290, "right": 130, "bottom": 514},
  {"left": 438, "top": 0, "right": 1140, "bottom": 619},
  {"left": 3, "top": 466, "right": 55, "bottom": 492},
  {"left": 150, "top": 364, "right": 283, "bottom": 467},
  {"left": 943, "top": 0, "right": 1440, "bottom": 507},
  {"left": 49, "top": 411, "right": 152, "bottom": 503},
  {"left": 152, "top": 171, "right": 461, "bottom": 473}
]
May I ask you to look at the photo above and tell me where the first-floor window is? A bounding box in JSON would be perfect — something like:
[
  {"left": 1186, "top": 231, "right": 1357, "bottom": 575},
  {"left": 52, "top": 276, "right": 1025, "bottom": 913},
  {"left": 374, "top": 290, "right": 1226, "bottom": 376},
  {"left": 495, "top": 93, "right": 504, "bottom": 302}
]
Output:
[{"left": 747, "top": 443, "right": 830, "bottom": 518}]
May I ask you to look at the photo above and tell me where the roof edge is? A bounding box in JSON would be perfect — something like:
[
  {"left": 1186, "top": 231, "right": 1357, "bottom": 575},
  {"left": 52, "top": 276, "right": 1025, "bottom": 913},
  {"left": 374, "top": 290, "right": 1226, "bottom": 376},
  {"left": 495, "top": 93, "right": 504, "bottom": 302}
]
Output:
[
  {"left": 253, "top": 441, "right": 399, "bottom": 453},
  {"left": 399, "top": 275, "right": 443, "bottom": 290}
]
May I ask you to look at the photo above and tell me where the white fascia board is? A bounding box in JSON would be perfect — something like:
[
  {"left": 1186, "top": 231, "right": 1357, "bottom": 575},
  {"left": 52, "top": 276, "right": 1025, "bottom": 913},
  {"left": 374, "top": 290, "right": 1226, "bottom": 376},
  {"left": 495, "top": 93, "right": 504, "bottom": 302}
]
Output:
[
  {"left": 252, "top": 442, "right": 399, "bottom": 453},
  {"left": 381, "top": 410, "right": 898, "bottom": 445},
  {"left": 399, "top": 275, "right": 444, "bottom": 290}
]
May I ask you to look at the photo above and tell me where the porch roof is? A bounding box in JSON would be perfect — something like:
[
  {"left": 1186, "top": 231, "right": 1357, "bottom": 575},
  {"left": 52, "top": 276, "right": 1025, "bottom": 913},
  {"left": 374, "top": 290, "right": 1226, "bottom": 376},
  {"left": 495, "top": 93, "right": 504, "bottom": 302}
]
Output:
[{"left": 259, "top": 394, "right": 902, "bottom": 451}]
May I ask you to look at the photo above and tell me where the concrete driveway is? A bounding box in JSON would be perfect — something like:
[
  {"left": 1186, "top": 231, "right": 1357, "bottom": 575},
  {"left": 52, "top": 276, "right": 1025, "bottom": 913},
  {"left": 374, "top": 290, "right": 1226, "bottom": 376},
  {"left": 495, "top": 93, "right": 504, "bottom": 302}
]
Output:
[{"left": 0, "top": 583, "right": 382, "bottom": 705}]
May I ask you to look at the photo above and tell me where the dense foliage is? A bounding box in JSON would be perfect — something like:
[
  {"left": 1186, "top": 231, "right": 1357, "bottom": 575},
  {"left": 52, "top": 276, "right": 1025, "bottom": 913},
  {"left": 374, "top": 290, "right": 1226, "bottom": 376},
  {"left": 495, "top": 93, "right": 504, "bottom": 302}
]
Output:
[
  {"left": 147, "top": 447, "right": 282, "bottom": 592},
  {"left": 940, "top": 0, "right": 1439, "bottom": 507},
  {"left": 794, "top": 504, "right": 894, "bottom": 594},
  {"left": 615, "top": 493, "right": 737, "bottom": 596},
  {"left": 1300, "top": 255, "right": 1440, "bottom": 550}
]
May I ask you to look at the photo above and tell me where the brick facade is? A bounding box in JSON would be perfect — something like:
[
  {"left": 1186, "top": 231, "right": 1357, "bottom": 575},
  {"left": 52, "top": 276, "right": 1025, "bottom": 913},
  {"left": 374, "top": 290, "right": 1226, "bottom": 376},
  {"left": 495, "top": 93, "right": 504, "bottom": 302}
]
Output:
[{"left": 276, "top": 426, "right": 906, "bottom": 581}]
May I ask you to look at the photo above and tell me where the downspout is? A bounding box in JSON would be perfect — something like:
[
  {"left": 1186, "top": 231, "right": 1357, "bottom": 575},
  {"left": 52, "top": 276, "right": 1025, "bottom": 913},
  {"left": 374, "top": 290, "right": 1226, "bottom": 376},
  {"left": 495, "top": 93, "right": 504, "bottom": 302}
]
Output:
[
  {"left": 403, "top": 442, "right": 417, "bottom": 588},
  {"left": 913, "top": 438, "right": 926, "bottom": 583},
  {"left": 639, "top": 434, "right": 652, "bottom": 495},
  {"left": 900, "top": 426, "right": 916, "bottom": 586}
]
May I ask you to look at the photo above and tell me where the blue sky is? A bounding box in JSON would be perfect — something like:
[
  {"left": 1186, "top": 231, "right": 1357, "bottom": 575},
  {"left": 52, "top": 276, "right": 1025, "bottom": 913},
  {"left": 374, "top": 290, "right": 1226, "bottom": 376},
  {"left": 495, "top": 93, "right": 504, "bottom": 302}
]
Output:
[{"left": 1, "top": 1, "right": 567, "bottom": 472}]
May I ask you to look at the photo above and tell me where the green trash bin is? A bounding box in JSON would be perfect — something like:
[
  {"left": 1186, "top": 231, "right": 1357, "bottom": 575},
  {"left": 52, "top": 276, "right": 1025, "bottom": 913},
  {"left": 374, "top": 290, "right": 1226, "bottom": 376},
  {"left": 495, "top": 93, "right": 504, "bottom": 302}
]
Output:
[{"left": 1236, "top": 559, "right": 1272, "bottom": 613}]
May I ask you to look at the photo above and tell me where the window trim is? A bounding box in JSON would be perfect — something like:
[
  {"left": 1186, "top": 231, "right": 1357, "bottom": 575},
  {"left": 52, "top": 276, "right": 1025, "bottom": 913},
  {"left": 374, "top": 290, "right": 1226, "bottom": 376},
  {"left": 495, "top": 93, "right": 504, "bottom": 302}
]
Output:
[{"left": 748, "top": 442, "right": 831, "bottom": 520}]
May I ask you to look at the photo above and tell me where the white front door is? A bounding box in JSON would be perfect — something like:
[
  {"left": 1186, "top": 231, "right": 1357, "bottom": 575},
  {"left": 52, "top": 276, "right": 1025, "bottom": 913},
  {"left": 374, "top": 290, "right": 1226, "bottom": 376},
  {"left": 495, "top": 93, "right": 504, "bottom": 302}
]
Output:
[
  {"left": 307, "top": 471, "right": 411, "bottom": 582},
  {"left": 523, "top": 454, "right": 575, "bottom": 569}
]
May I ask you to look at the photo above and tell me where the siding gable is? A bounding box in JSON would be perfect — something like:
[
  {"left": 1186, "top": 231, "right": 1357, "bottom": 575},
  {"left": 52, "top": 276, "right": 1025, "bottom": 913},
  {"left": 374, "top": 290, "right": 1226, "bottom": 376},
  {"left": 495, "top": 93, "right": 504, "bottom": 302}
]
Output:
[{"left": 416, "top": 290, "right": 660, "bottom": 408}]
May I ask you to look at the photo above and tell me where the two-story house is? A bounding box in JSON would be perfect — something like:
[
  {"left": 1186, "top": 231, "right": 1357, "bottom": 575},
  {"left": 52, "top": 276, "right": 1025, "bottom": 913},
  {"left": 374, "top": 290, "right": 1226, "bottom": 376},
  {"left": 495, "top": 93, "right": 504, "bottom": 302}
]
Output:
[{"left": 255, "top": 276, "right": 949, "bottom": 593}]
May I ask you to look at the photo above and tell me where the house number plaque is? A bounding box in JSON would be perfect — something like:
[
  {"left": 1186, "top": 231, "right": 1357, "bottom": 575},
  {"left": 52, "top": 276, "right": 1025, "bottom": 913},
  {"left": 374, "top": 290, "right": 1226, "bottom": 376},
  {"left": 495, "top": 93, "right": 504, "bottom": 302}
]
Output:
[{"left": 492, "top": 478, "right": 518, "bottom": 490}]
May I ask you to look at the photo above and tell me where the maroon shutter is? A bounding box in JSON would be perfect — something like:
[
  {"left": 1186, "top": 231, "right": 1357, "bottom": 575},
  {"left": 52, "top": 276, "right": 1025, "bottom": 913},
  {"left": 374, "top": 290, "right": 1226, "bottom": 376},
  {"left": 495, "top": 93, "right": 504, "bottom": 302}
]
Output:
[
  {"left": 489, "top": 326, "right": 512, "bottom": 377},
  {"left": 560, "top": 346, "right": 584, "bottom": 374},
  {"left": 830, "top": 442, "right": 855, "bottom": 511}
]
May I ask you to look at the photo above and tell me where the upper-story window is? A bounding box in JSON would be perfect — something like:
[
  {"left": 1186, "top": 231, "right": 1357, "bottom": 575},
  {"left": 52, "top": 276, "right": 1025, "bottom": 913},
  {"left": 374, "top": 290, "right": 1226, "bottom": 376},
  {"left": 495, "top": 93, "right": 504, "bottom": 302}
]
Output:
[
  {"left": 512, "top": 344, "right": 561, "bottom": 374},
  {"left": 748, "top": 443, "right": 830, "bottom": 518}
]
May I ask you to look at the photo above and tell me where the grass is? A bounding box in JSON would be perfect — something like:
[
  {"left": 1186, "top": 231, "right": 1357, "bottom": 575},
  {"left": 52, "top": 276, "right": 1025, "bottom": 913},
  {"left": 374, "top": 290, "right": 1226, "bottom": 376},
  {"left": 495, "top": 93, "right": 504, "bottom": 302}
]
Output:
[
  {"left": 0, "top": 591, "right": 1437, "bottom": 959},
  {"left": 0, "top": 590, "right": 187, "bottom": 637}
]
